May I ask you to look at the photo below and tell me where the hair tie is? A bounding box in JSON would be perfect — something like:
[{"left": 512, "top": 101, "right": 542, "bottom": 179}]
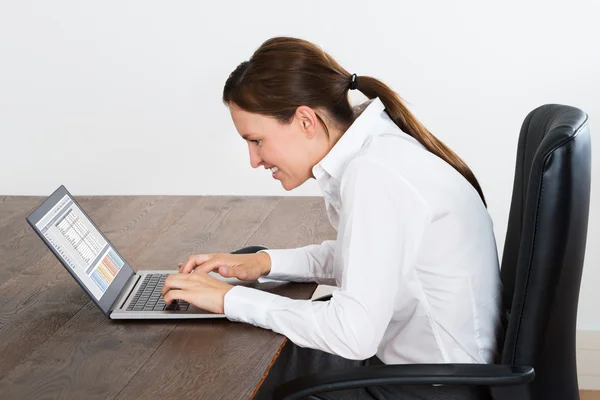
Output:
[{"left": 349, "top": 73, "right": 358, "bottom": 90}]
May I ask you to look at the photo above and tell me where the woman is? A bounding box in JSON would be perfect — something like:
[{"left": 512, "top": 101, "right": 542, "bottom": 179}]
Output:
[{"left": 162, "top": 37, "right": 501, "bottom": 399}]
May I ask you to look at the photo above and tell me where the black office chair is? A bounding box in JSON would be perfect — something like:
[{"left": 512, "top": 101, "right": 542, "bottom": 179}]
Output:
[{"left": 233, "top": 104, "right": 592, "bottom": 400}]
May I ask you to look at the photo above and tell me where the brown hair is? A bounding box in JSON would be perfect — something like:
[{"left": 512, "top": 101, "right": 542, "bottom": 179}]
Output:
[{"left": 223, "top": 37, "right": 487, "bottom": 207}]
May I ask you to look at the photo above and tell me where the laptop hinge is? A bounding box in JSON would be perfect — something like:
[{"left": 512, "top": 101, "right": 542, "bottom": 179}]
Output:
[{"left": 109, "top": 273, "right": 140, "bottom": 313}]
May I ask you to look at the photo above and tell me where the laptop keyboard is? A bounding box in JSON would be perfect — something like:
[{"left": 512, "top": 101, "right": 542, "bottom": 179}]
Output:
[{"left": 126, "top": 273, "right": 190, "bottom": 312}]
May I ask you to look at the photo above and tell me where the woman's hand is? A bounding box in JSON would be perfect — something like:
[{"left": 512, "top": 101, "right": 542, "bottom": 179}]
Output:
[
  {"left": 178, "top": 252, "right": 271, "bottom": 281},
  {"left": 161, "top": 272, "right": 234, "bottom": 314}
]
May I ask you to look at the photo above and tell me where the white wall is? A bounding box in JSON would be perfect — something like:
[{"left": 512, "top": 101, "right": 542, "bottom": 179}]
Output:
[{"left": 0, "top": 1, "right": 598, "bottom": 331}]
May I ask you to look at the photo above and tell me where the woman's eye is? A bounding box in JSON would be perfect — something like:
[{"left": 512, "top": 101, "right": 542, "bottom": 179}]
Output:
[{"left": 250, "top": 139, "right": 261, "bottom": 145}]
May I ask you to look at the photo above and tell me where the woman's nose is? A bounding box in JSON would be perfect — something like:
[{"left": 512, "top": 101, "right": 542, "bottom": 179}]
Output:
[{"left": 248, "top": 146, "right": 262, "bottom": 168}]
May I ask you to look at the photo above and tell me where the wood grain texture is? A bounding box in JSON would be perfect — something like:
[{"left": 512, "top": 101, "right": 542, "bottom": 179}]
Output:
[
  {"left": 0, "top": 195, "right": 325, "bottom": 400},
  {"left": 246, "top": 196, "right": 336, "bottom": 250}
]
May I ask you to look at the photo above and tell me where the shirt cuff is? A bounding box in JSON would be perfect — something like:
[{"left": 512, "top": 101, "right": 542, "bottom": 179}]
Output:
[
  {"left": 257, "top": 248, "right": 311, "bottom": 282},
  {"left": 256, "top": 249, "right": 287, "bottom": 283},
  {"left": 224, "top": 285, "right": 277, "bottom": 328}
]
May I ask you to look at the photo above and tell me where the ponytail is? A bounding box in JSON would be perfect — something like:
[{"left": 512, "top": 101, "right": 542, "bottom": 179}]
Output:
[{"left": 356, "top": 76, "right": 487, "bottom": 208}]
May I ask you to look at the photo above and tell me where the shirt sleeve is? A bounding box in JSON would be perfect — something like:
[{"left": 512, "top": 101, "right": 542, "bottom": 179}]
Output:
[
  {"left": 224, "top": 157, "right": 431, "bottom": 360},
  {"left": 256, "top": 240, "right": 337, "bottom": 285}
]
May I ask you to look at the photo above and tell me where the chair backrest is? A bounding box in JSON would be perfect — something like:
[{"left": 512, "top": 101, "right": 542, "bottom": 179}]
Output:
[{"left": 499, "top": 104, "right": 591, "bottom": 399}]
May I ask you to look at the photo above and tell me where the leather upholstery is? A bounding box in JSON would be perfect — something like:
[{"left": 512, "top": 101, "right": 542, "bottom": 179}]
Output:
[{"left": 499, "top": 104, "right": 591, "bottom": 399}]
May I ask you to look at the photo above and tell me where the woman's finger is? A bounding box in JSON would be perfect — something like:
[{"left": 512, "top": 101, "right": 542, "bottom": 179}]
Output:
[
  {"left": 161, "top": 273, "right": 199, "bottom": 297},
  {"left": 180, "top": 254, "right": 213, "bottom": 274},
  {"left": 163, "top": 288, "right": 195, "bottom": 305},
  {"left": 220, "top": 264, "right": 250, "bottom": 280},
  {"left": 196, "top": 256, "right": 231, "bottom": 274}
]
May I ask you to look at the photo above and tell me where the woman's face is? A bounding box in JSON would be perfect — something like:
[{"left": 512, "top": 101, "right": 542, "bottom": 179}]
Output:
[{"left": 229, "top": 104, "right": 330, "bottom": 190}]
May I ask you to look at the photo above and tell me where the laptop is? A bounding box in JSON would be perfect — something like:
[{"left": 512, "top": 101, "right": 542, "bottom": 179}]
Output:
[{"left": 26, "top": 185, "right": 255, "bottom": 319}]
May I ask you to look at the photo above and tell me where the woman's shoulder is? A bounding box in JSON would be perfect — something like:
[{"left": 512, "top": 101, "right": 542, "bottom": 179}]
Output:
[
  {"left": 341, "top": 154, "right": 429, "bottom": 202},
  {"left": 338, "top": 154, "right": 434, "bottom": 222}
]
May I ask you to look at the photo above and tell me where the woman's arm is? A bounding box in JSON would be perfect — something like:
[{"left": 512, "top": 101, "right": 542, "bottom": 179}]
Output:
[
  {"left": 224, "top": 158, "right": 431, "bottom": 359},
  {"left": 258, "top": 240, "right": 337, "bottom": 285}
]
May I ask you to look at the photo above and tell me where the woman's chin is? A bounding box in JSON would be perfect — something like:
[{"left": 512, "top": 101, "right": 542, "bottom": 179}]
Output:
[
  {"left": 281, "top": 180, "right": 294, "bottom": 191},
  {"left": 280, "top": 177, "right": 306, "bottom": 191}
]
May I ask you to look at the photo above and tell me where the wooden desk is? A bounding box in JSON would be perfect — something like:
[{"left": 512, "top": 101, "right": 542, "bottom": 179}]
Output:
[{"left": 0, "top": 196, "right": 335, "bottom": 399}]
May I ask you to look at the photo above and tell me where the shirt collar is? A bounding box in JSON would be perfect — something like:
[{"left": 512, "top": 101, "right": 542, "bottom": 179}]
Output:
[{"left": 313, "top": 97, "right": 389, "bottom": 182}]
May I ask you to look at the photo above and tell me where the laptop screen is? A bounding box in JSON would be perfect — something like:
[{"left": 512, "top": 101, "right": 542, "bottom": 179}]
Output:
[{"left": 26, "top": 186, "right": 134, "bottom": 315}]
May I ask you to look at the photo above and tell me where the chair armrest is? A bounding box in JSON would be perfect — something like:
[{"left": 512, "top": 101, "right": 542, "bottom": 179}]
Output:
[
  {"left": 274, "top": 363, "right": 535, "bottom": 400},
  {"left": 230, "top": 245, "right": 268, "bottom": 254}
]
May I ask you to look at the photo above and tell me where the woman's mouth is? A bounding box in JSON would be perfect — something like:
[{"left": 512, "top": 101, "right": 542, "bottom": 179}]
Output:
[{"left": 269, "top": 166, "right": 280, "bottom": 179}]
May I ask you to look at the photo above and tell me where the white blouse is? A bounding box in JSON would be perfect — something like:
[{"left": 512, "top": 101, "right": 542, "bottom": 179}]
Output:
[{"left": 224, "top": 98, "right": 501, "bottom": 364}]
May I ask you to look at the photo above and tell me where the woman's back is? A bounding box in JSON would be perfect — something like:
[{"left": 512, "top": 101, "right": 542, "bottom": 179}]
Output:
[{"left": 351, "top": 109, "right": 501, "bottom": 364}]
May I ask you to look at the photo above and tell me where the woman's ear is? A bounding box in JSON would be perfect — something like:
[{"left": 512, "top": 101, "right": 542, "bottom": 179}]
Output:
[{"left": 295, "top": 106, "right": 318, "bottom": 139}]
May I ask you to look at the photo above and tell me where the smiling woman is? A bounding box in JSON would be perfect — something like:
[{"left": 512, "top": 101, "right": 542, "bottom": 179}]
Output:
[
  {"left": 162, "top": 36, "right": 501, "bottom": 400},
  {"left": 222, "top": 37, "right": 487, "bottom": 207},
  {"left": 227, "top": 101, "right": 333, "bottom": 190}
]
